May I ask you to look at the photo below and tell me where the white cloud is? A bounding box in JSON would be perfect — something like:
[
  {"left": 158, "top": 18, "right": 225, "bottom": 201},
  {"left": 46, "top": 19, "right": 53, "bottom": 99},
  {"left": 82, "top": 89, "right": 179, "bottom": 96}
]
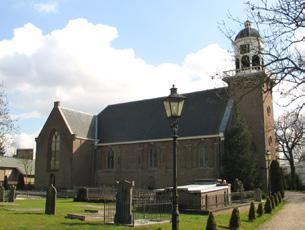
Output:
[
  {"left": 12, "top": 111, "right": 42, "bottom": 120},
  {"left": 33, "top": 1, "right": 58, "bottom": 13},
  {"left": 14, "top": 132, "right": 36, "bottom": 149},
  {"left": 0, "top": 18, "right": 233, "bottom": 115}
]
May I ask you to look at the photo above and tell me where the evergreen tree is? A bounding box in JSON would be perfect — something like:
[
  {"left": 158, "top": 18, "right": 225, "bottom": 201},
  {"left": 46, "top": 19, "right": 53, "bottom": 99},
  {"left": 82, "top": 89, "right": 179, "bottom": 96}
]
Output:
[
  {"left": 222, "top": 110, "right": 256, "bottom": 190},
  {"left": 277, "top": 192, "right": 282, "bottom": 203},
  {"left": 206, "top": 211, "right": 217, "bottom": 230},
  {"left": 17, "top": 174, "right": 25, "bottom": 190},
  {"left": 264, "top": 197, "right": 272, "bottom": 214},
  {"left": 229, "top": 208, "right": 240, "bottom": 230},
  {"left": 3, "top": 175, "right": 8, "bottom": 190},
  {"left": 248, "top": 202, "right": 256, "bottom": 222},
  {"left": 270, "top": 160, "right": 285, "bottom": 197},
  {"left": 274, "top": 194, "right": 279, "bottom": 206},
  {"left": 270, "top": 195, "right": 275, "bottom": 209},
  {"left": 257, "top": 202, "right": 264, "bottom": 217}
]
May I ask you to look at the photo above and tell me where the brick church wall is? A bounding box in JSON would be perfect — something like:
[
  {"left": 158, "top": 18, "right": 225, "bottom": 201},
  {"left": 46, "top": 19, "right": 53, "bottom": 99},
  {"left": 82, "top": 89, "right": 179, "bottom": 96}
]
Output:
[
  {"left": 35, "top": 107, "right": 73, "bottom": 189},
  {"left": 95, "top": 137, "right": 222, "bottom": 189}
]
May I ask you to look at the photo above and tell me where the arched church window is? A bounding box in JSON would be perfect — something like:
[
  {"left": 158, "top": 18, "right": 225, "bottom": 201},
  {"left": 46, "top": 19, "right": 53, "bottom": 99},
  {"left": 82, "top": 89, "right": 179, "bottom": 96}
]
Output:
[
  {"left": 267, "top": 106, "right": 271, "bottom": 116},
  {"left": 240, "top": 44, "right": 250, "bottom": 54},
  {"left": 235, "top": 58, "right": 240, "bottom": 70},
  {"left": 241, "top": 55, "right": 250, "bottom": 68},
  {"left": 149, "top": 145, "right": 157, "bottom": 168},
  {"left": 252, "top": 55, "right": 260, "bottom": 67},
  {"left": 199, "top": 143, "right": 208, "bottom": 168},
  {"left": 107, "top": 149, "right": 114, "bottom": 169},
  {"left": 268, "top": 136, "right": 273, "bottom": 146},
  {"left": 49, "top": 131, "right": 60, "bottom": 170}
]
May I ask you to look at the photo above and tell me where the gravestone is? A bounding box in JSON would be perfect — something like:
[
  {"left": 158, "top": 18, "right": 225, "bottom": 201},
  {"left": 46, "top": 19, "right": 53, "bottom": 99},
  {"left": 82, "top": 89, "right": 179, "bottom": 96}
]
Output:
[
  {"left": 0, "top": 184, "right": 4, "bottom": 202},
  {"left": 45, "top": 184, "right": 57, "bottom": 215},
  {"left": 114, "top": 180, "right": 134, "bottom": 225},
  {"left": 254, "top": 188, "right": 262, "bottom": 202},
  {"left": 8, "top": 186, "right": 16, "bottom": 202}
]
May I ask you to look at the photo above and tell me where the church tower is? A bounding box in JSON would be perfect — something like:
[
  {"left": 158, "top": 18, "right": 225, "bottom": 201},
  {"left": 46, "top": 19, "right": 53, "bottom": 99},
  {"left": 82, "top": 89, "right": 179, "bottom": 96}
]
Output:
[{"left": 223, "top": 21, "right": 276, "bottom": 189}]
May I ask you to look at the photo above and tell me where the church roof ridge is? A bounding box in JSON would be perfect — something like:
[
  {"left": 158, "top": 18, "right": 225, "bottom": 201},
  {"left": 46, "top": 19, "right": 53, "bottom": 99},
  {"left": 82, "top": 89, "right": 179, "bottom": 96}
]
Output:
[
  {"left": 59, "top": 106, "right": 95, "bottom": 117},
  {"left": 104, "top": 86, "right": 228, "bottom": 109}
]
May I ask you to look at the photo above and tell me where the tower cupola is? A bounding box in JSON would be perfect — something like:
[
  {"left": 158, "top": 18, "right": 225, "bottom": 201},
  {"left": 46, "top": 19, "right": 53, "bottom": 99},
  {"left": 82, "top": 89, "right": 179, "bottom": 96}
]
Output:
[{"left": 234, "top": 21, "right": 264, "bottom": 75}]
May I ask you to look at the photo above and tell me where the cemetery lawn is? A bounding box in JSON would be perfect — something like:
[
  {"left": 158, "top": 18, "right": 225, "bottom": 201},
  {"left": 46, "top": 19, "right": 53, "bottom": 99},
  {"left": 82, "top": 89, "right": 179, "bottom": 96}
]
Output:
[{"left": 0, "top": 198, "right": 284, "bottom": 230}]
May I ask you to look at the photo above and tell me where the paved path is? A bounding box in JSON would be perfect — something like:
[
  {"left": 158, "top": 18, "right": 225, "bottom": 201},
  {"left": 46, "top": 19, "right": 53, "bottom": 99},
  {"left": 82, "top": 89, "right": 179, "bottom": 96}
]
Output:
[{"left": 257, "top": 191, "right": 305, "bottom": 230}]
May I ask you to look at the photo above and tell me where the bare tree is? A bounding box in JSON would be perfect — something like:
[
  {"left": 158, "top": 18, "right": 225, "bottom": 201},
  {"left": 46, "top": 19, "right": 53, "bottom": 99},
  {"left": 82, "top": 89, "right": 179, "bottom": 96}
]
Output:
[
  {"left": 221, "top": 0, "right": 305, "bottom": 109},
  {"left": 20, "top": 158, "right": 34, "bottom": 185},
  {"left": 0, "top": 83, "right": 15, "bottom": 155},
  {"left": 275, "top": 110, "right": 304, "bottom": 188}
]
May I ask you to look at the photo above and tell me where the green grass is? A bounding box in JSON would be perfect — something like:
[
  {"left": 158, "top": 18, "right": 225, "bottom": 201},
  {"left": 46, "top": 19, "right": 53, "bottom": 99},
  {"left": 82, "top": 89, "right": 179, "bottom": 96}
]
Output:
[{"left": 0, "top": 198, "right": 285, "bottom": 230}]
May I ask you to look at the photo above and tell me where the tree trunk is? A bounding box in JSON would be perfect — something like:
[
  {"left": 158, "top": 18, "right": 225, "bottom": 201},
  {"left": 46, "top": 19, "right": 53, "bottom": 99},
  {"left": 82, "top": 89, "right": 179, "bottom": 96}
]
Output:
[{"left": 289, "top": 159, "right": 296, "bottom": 189}]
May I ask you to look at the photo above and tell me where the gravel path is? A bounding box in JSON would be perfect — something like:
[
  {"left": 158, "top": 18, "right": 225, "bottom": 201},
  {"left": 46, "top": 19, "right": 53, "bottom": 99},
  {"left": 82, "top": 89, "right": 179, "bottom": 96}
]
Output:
[{"left": 257, "top": 191, "right": 305, "bottom": 230}]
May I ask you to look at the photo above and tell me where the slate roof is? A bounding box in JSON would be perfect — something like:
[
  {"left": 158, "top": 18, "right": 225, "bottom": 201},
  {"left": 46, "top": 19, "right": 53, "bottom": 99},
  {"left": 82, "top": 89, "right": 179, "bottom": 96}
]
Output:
[
  {"left": 60, "top": 107, "right": 96, "bottom": 139},
  {"left": 0, "top": 157, "right": 35, "bottom": 175},
  {"left": 97, "top": 87, "right": 231, "bottom": 144}
]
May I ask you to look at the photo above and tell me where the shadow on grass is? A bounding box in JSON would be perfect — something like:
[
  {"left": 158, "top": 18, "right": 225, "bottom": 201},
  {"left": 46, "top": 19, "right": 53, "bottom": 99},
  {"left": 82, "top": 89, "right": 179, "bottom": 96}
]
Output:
[
  {"left": 217, "top": 224, "right": 230, "bottom": 229},
  {"left": 13, "top": 212, "right": 44, "bottom": 215},
  {"left": 61, "top": 222, "right": 105, "bottom": 227}
]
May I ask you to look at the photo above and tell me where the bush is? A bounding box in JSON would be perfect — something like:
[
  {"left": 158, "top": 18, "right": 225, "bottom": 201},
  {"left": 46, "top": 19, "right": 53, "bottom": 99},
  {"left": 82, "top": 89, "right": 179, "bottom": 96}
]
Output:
[
  {"left": 229, "top": 207, "right": 240, "bottom": 230},
  {"left": 257, "top": 202, "right": 264, "bottom": 217},
  {"left": 264, "top": 197, "right": 272, "bottom": 214},
  {"left": 248, "top": 202, "right": 256, "bottom": 221},
  {"left": 273, "top": 194, "right": 279, "bottom": 206},
  {"left": 206, "top": 211, "right": 217, "bottom": 230},
  {"left": 270, "top": 160, "right": 285, "bottom": 197},
  {"left": 270, "top": 195, "right": 275, "bottom": 209},
  {"left": 277, "top": 192, "right": 282, "bottom": 203}
]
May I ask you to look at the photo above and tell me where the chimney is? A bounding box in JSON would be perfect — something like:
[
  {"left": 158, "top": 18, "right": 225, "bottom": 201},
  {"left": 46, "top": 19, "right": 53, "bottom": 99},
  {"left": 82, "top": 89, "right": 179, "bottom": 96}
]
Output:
[{"left": 54, "top": 101, "right": 60, "bottom": 107}]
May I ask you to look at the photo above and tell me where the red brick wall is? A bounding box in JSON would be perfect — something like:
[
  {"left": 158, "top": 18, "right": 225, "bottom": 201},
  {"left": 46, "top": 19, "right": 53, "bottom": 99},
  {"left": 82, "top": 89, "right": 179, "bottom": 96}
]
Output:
[{"left": 95, "top": 137, "right": 222, "bottom": 189}]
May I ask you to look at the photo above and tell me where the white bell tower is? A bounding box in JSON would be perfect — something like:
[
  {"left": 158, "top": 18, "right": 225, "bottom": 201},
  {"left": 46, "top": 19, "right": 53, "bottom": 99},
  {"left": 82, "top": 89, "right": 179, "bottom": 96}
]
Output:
[{"left": 234, "top": 20, "right": 264, "bottom": 75}]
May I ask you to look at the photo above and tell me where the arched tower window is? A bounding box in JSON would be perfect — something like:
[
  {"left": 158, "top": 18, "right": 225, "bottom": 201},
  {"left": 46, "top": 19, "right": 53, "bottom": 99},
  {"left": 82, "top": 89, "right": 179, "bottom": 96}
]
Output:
[
  {"left": 252, "top": 55, "right": 260, "bottom": 67},
  {"left": 235, "top": 58, "right": 240, "bottom": 70},
  {"left": 49, "top": 131, "right": 60, "bottom": 170},
  {"left": 107, "top": 149, "right": 114, "bottom": 169},
  {"left": 241, "top": 55, "right": 250, "bottom": 68}
]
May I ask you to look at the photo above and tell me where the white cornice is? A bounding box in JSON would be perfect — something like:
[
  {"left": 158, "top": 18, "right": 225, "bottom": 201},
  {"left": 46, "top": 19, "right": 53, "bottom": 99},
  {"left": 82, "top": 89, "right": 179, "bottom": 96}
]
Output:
[{"left": 97, "top": 133, "right": 224, "bottom": 146}]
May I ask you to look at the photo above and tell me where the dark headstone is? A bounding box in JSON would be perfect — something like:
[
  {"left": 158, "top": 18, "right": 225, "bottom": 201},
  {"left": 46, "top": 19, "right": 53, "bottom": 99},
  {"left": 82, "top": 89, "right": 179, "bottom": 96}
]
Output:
[
  {"left": 114, "top": 180, "right": 134, "bottom": 225},
  {"left": 0, "top": 185, "right": 4, "bottom": 202},
  {"left": 8, "top": 186, "right": 16, "bottom": 202},
  {"left": 45, "top": 184, "right": 57, "bottom": 215},
  {"left": 254, "top": 188, "right": 262, "bottom": 202},
  {"left": 74, "top": 187, "right": 88, "bottom": 202}
]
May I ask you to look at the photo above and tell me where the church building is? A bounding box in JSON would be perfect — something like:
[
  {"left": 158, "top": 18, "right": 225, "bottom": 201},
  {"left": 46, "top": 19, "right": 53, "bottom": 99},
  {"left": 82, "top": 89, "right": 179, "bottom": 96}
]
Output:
[{"left": 35, "top": 21, "right": 276, "bottom": 190}]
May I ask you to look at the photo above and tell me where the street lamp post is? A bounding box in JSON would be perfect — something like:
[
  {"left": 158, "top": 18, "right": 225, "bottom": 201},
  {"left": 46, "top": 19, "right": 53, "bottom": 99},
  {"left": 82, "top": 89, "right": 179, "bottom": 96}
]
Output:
[
  {"left": 163, "top": 85, "right": 186, "bottom": 230},
  {"left": 265, "top": 150, "right": 272, "bottom": 195}
]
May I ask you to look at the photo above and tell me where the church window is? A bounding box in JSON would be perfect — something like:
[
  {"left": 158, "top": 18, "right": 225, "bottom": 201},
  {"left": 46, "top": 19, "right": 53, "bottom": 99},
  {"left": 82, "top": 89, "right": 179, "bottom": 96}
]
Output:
[
  {"left": 199, "top": 144, "right": 208, "bottom": 168},
  {"left": 252, "top": 55, "right": 260, "bottom": 67},
  {"left": 49, "top": 131, "right": 60, "bottom": 170},
  {"left": 235, "top": 58, "right": 240, "bottom": 70},
  {"left": 240, "top": 44, "right": 250, "bottom": 54},
  {"left": 241, "top": 55, "right": 250, "bottom": 68},
  {"left": 149, "top": 145, "right": 157, "bottom": 168},
  {"left": 107, "top": 149, "right": 114, "bottom": 169},
  {"left": 268, "top": 136, "right": 273, "bottom": 146},
  {"left": 267, "top": 106, "right": 271, "bottom": 116}
]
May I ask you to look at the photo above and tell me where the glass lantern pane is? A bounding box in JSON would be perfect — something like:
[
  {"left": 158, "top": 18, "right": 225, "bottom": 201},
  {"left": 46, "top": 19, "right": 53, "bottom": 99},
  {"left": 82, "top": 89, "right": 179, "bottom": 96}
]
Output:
[
  {"left": 177, "top": 100, "right": 184, "bottom": 116},
  {"left": 163, "top": 100, "right": 171, "bottom": 118},
  {"left": 170, "top": 101, "right": 179, "bottom": 116}
]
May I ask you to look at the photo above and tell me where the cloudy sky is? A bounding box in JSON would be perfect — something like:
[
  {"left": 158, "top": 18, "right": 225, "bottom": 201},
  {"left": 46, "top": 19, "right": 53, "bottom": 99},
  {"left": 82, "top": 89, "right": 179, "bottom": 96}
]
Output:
[{"left": 0, "top": 0, "right": 270, "bottom": 153}]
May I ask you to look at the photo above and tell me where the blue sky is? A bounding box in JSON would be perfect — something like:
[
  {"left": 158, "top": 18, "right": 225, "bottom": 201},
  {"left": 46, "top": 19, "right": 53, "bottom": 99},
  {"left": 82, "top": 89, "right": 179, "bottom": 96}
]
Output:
[{"left": 0, "top": 0, "right": 255, "bottom": 152}]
